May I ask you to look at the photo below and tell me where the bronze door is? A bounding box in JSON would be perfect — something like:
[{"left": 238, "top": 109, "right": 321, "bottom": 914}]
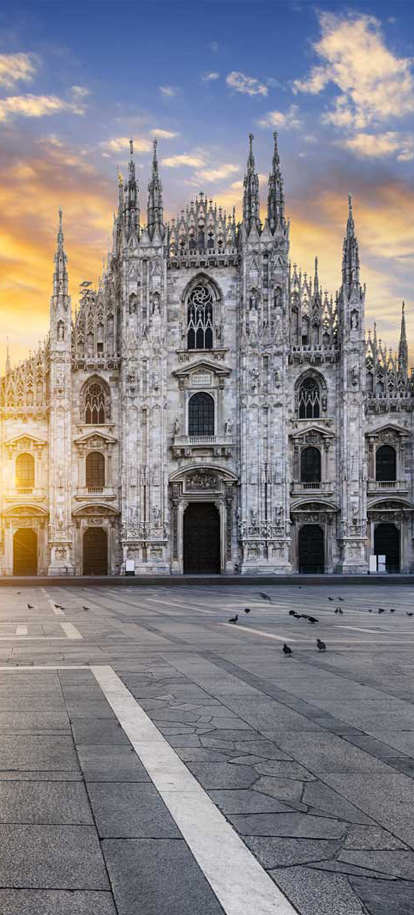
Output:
[
  {"left": 13, "top": 529, "right": 38, "bottom": 575},
  {"left": 298, "top": 524, "right": 324, "bottom": 573},
  {"left": 183, "top": 503, "right": 220, "bottom": 574},
  {"left": 83, "top": 527, "right": 108, "bottom": 575},
  {"left": 374, "top": 523, "right": 400, "bottom": 572}
]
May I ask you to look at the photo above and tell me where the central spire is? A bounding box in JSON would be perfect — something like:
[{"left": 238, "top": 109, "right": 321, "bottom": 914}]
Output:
[
  {"left": 125, "top": 138, "right": 139, "bottom": 236},
  {"left": 398, "top": 301, "right": 408, "bottom": 375},
  {"left": 53, "top": 208, "right": 68, "bottom": 299},
  {"left": 342, "top": 194, "right": 360, "bottom": 295},
  {"left": 243, "top": 133, "right": 260, "bottom": 233},
  {"left": 267, "top": 131, "right": 285, "bottom": 232},
  {"left": 147, "top": 138, "right": 164, "bottom": 240}
]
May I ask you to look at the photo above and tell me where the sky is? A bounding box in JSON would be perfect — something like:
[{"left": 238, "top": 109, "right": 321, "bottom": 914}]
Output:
[{"left": 0, "top": 0, "right": 414, "bottom": 365}]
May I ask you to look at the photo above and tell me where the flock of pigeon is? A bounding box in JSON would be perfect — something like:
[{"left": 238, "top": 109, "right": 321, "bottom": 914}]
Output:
[{"left": 227, "top": 590, "right": 409, "bottom": 659}]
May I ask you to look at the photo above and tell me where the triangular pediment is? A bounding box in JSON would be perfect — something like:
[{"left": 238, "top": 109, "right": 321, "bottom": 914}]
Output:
[
  {"left": 366, "top": 422, "right": 410, "bottom": 439},
  {"left": 290, "top": 424, "right": 334, "bottom": 441},
  {"left": 74, "top": 430, "right": 117, "bottom": 446},
  {"left": 4, "top": 434, "right": 46, "bottom": 448},
  {"left": 172, "top": 359, "right": 231, "bottom": 378}
]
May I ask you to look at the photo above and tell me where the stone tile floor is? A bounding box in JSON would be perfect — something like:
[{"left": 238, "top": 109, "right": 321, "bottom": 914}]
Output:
[{"left": 0, "top": 582, "right": 414, "bottom": 912}]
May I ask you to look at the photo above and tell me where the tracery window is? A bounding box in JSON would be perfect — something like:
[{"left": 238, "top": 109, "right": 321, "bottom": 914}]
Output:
[
  {"left": 300, "top": 446, "right": 321, "bottom": 484},
  {"left": 16, "top": 453, "right": 34, "bottom": 490},
  {"left": 83, "top": 377, "right": 109, "bottom": 424},
  {"left": 86, "top": 451, "right": 105, "bottom": 490},
  {"left": 187, "top": 285, "right": 214, "bottom": 350},
  {"left": 376, "top": 444, "right": 396, "bottom": 482},
  {"left": 298, "top": 377, "right": 321, "bottom": 419},
  {"left": 188, "top": 392, "right": 214, "bottom": 436}
]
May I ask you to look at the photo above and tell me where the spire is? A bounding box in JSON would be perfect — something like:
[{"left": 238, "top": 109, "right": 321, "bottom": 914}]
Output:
[
  {"left": 5, "top": 338, "right": 10, "bottom": 374},
  {"left": 243, "top": 133, "right": 260, "bottom": 233},
  {"left": 398, "top": 301, "right": 408, "bottom": 375},
  {"left": 314, "top": 256, "right": 319, "bottom": 294},
  {"left": 267, "top": 131, "right": 285, "bottom": 232},
  {"left": 342, "top": 194, "right": 360, "bottom": 295},
  {"left": 53, "top": 208, "right": 68, "bottom": 299},
  {"left": 125, "top": 139, "right": 139, "bottom": 236},
  {"left": 147, "top": 138, "right": 164, "bottom": 240}
]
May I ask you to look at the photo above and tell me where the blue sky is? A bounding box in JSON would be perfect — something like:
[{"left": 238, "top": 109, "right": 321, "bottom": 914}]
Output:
[{"left": 0, "top": 0, "right": 413, "bottom": 361}]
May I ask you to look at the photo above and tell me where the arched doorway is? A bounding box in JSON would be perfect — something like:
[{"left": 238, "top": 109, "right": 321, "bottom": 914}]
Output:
[
  {"left": 83, "top": 527, "right": 108, "bottom": 575},
  {"left": 298, "top": 525, "right": 324, "bottom": 573},
  {"left": 13, "top": 529, "right": 37, "bottom": 575},
  {"left": 183, "top": 503, "right": 220, "bottom": 574},
  {"left": 374, "top": 523, "right": 400, "bottom": 572}
]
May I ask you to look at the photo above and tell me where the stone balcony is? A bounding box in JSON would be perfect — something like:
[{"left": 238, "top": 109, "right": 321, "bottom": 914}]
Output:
[
  {"left": 171, "top": 434, "right": 233, "bottom": 459},
  {"left": 290, "top": 481, "right": 334, "bottom": 497},
  {"left": 74, "top": 487, "right": 117, "bottom": 501},
  {"left": 4, "top": 487, "right": 46, "bottom": 502},
  {"left": 367, "top": 480, "right": 409, "bottom": 494}
]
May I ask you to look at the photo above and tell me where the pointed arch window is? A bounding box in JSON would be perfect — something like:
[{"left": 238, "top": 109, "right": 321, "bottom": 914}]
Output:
[
  {"left": 82, "top": 377, "right": 110, "bottom": 424},
  {"left": 86, "top": 451, "right": 105, "bottom": 491},
  {"left": 376, "top": 444, "right": 396, "bottom": 482},
  {"left": 298, "top": 377, "right": 321, "bottom": 419},
  {"left": 16, "top": 453, "right": 34, "bottom": 491},
  {"left": 188, "top": 392, "right": 214, "bottom": 436},
  {"left": 187, "top": 285, "right": 214, "bottom": 350}
]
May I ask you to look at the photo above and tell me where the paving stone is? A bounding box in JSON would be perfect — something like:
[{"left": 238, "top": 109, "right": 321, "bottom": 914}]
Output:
[
  {"left": 186, "top": 761, "right": 258, "bottom": 789},
  {"left": 149, "top": 709, "right": 204, "bottom": 723},
  {"left": 0, "top": 890, "right": 117, "bottom": 913},
  {"left": 253, "top": 777, "right": 303, "bottom": 803},
  {"left": 323, "top": 773, "right": 414, "bottom": 846},
  {"left": 200, "top": 737, "right": 237, "bottom": 750},
  {"left": 64, "top": 702, "right": 116, "bottom": 719},
  {"left": 0, "top": 735, "right": 79, "bottom": 771},
  {"left": 389, "top": 758, "right": 414, "bottom": 778},
  {"left": 197, "top": 728, "right": 258, "bottom": 741},
  {"left": 87, "top": 783, "right": 181, "bottom": 838},
  {"left": 102, "top": 838, "right": 224, "bottom": 915},
  {"left": 0, "top": 781, "right": 92, "bottom": 824},
  {"left": 306, "top": 859, "right": 396, "bottom": 879},
  {"left": 234, "top": 739, "right": 293, "bottom": 760},
  {"left": 269, "top": 865, "right": 366, "bottom": 914},
  {"left": 255, "top": 760, "right": 316, "bottom": 779},
  {"left": 77, "top": 746, "right": 150, "bottom": 782},
  {"left": 166, "top": 735, "right": 202, "bottom": 748},
  {"left": 208, "top": 788, "right": 295, "bottom": 814},
  {"left": 348, "top": 876, "right": 414, "bottom": 915},
  {"left": 0, "top": 770, "right": 83, "bottom": 781},
  {"left": 269, "top": 732, "right": 392, "bottom": 774},
  {"left": 175, "top": 748, "right": 232, "bottom": 762},
  {"left": 339, "top": 850, "right": 414, "bottom": 880},
  {"left": 344, "top": 825, "right": 407, "bottom": 850},
  {"left": 346, "top": 734, "right": 408, "bottom": 758},
  {"left": 71, "top": 720, "right": 130, "bottom": 747},
  {"left": 228, "top": 754, "right": 266, "bottom": 766},
  {"left": 157, "top": 724, "right": 197, "bottom": 735},
  {"left": 0, "top": 711, "right": 69, "bottom": 732},
  {"left": 244, "top": 836, "right": 342, "bottom": 868},
  {"left": 0, "top": 824, "right": 109, "bottom": 889},
  {"left": 227, "top": 812, "right": 347, "bottom": 838},
  {"left": 302, "top": 780, "right": 374, "bottom": 825}
]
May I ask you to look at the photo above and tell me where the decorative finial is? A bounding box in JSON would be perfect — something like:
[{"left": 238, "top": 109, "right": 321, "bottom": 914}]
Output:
[
  {"left": 348, "top": 193, "right": 352, "bottom": 211},
  {"left": 129, "top": 138, "right": 134, "bottom": 157}
]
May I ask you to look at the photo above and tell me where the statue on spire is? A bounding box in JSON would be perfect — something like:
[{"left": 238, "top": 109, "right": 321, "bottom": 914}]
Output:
[
  {"left": 53, "top": 208, "right": 68, "bottom": 301},
  {"left": 243, "top": 133, "right": 260, "bottom": 233},
  {"left": 267, "top": 131, "right": 285, "bottom": 233}
]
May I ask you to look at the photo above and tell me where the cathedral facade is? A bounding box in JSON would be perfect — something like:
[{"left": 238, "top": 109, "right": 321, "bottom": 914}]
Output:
[{"left": 1, "top": 134, "right": 413, "bottom": 577}]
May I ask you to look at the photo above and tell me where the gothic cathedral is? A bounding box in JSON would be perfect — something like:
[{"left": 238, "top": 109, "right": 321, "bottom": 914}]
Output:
[{"left": 1, "top": 134, "right": 412, "bottom": 576}]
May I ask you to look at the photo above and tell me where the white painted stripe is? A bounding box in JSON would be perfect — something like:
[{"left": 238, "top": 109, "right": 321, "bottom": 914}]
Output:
[
  {"left": 60, "top": 622, "right": 83, "bottom": 640},
  {"left": 16, "top": 626, "right": 27, "bottom": 636},
  {"left": 336, "top": 626, "right": 384, "bottom": 634},
  {"left": 146, "top": 597, "right": 217, "bottom": 615},
  {"left": 0, "top": 636, "right": 74, "bottom": 641},
  {"left": 92, "top": 664, "right": 296, "bottom": 915},
  {"left": 0, "top": 665, "right": 89, "bottom": 670},
  {"left": 219, "top": 623, "right": 301, "bottom": 643},
  {"left": 48, "top": 598, "right": 65, "bottom": 617}
]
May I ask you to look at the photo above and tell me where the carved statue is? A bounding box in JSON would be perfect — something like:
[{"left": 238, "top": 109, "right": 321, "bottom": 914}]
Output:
[{"left": 174, "top": 418, "right": 180, "bottom": 435}]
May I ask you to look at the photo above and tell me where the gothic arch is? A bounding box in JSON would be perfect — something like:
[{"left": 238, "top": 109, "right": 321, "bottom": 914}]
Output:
[
  {"left": 295, "top": 369, "right": 328, "bottom": 419},
  {"left": 81, "top": 375, "right": 111, "bottom": 424},
  {"left": 182, "top": 274, "right": 222, "bottom": 351}
]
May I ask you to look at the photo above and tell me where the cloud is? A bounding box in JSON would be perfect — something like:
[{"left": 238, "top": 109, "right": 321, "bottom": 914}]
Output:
[
  {"left": 258, "top": 104, "right": 302, "bottom": 129},
  {"left": 202, "top": 72, "right": 220, "bottom": 82},
  {"left": 195, "top": 163, "right": 239, "bottom": 183},
  {"left": 226, "top": 71, "right": 268, "bottom": 97},
  {"left": 100, "top": 136, "right": 152, "bottom": 154},
  {"left": 0, "top": 52, "right": 38, "bottom": 89},
  {"left": 162, "top": 154, "right": 205, "bottom": 168},
  {"left": 210, "top": 41, "right": 219, "bottom": 52},
  {"left": 150, "top": 128, "right": 179, "bottom": 139},
  {"left": 344, "top": 132, "right": 414, "bottom": 161},
  {"left": 0, "top": 93, "right": 87, "bottom": 123},
  {"left": 159, "top": 85, "right": 178, "bottom": 98},
  {"left": 292, "top": 12, "right": 414, "bottom": 130}
]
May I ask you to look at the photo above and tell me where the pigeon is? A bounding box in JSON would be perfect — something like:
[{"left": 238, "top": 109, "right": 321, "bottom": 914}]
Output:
[
  {"left": 27, "top": 604, "right": 34, "bottom": 609},
  {"left": 390, "top": 608, "right": 397, "bottom": 613},
  {"left": 328, "top": 597, "right": 334, "bottom": 601},
  {"left": 83, "top": 606, "right": 90, "bottom": 611},
  {"left": 317, "top": 638, "right": 327, "bottom": 651},
  {"left": 407, "top": 612, "right": 413, "bottom": 617},
  {"left": 228, "top": 614, "right": 238, "bottom": 624},
  {"left": 16, "top": 592, "right": 21, "bottom": 595},
  {"left": 307, "top": 616, "right": 319, "bottom": 624},
  {"left": 368, "top": 608, "right": 373, "bottom": 612},
  {"left": 338, "top": 597, "right": 345, "bottom": 602},
  {"left": 259, "top": 592, "right": 272, "bottom": 602},
  {"left": 378, "top": 608, "right": 387, "bottom": 614},
  {"left": 283, "top": 643, "right": 292, "bottom": 657},
  {"left": 288, "top": 610, "right": 296, "bottom": 616},
  {"left": 334, "top": 607, "right": 343, "bottom": 615},
  {"left": 244, "top": 608, "right": 251, "bottom": 614},
  {"left": 298, "top": 586, "right": 302, "bottom": 589}
]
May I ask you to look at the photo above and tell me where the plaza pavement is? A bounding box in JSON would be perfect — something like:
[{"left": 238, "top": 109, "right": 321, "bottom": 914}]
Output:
[{"left": 0, "top": 583, "right": 413, "bottom": 913}]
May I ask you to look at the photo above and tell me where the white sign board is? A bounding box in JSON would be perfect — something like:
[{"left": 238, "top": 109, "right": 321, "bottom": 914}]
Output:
[
  {"left": 125, "top": 559, "right": 135, "bottom": 574},
  {"left": 369, "top": 555, "right": 377, "bottom": 573},
  {"left": 192, "top": 373, "right": 211, "bottom": 386}
]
